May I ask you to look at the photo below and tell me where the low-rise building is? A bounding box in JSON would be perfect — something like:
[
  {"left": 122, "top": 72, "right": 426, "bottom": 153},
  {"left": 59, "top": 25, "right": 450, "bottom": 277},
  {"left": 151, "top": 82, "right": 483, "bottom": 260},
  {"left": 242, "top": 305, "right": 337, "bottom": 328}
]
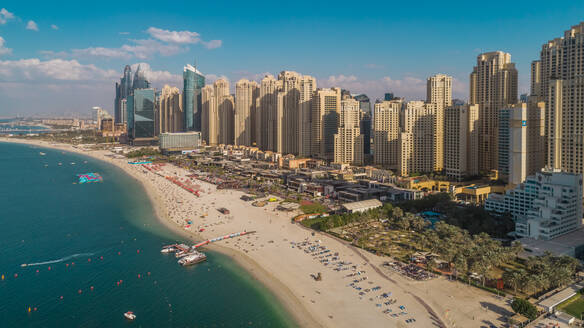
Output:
[
  {"left": 485, "top": 168, "right": 583, "bottom": 240},
  {"left": 159, "top": 132, "right": 201, "bottom": 154},
  {"left": 341, "top": 199, "right": 382, "bottom": 213}
]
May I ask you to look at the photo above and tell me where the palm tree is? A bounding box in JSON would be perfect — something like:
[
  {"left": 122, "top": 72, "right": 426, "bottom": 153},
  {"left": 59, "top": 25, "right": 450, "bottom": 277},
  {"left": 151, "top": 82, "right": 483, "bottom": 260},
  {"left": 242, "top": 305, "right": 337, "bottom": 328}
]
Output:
[
  {"left": 503, "top": 270, "right": 524, "bottom": 294},
  {"left": 453, "top": 254, "right": 468, "bottom": 281}
]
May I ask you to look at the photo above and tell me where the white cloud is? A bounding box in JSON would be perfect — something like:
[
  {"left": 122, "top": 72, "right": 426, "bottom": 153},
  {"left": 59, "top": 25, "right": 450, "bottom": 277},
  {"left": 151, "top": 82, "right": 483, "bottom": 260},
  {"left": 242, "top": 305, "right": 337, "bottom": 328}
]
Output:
[
  {"left": 129, "top": 62, "right": 181, "bottom": 86},
  {"left": 205, "top": 73, "right": 229, "bottom": 84},
  {"left": 0, "top": 36, "right": 12, "bottom": 56},
  {"left": 202, "top": 40, "right": 222, "bottom": 49},
  {"left": 231, "top": 70, "right": 271, "bottom": 83},
  {"left": 0, "top": 8, "right": 15, "bottom": 25},
  {"left": 147, "top": 27, "right": 201, "bottom": 44},
  {"left": 0, "top": 58, "right": 118, "bottom": 82},
  {"left": 26, "top": 20, "right": 39, "bottom": 31},
  {"left": 326, "top": 74, "right": 358, "bottom": 84},
  {"left": 147, "top": 27, "right": 222, "bottom": 49},
  {"left": 319, "top": 74, "right": 470, "bottom": 101},
  {"left": 48, "top": 39, "right": 184, "bottom": 60},
  {"left": 71, "top": 47, "right": 131, "bottom": 59},
  {"left": 50, "top": 24, "right": 58, "bottom": 30},
  {"left": 319, "top": 74, "right": 427, "bottom": 101}
]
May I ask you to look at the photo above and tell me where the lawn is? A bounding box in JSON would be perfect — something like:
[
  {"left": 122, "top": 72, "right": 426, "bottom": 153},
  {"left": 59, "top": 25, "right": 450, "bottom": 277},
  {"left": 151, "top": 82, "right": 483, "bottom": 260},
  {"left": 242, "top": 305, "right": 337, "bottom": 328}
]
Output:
[
  {"left": 299, "top": 202, "right": 327, "bottom": 214},
  {"left": 558, "top": 294, "right": 584, "bottom": 318}
]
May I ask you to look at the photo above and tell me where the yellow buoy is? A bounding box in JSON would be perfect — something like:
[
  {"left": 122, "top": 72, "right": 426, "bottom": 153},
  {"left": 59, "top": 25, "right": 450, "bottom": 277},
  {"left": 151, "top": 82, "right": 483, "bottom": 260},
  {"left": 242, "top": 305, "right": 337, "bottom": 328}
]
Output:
[
  {"left": 28, "top": 307, "right": 31, "bottom": 313},
  {"left": 1, "top": 274, "right": 4, "bottom": 280}
]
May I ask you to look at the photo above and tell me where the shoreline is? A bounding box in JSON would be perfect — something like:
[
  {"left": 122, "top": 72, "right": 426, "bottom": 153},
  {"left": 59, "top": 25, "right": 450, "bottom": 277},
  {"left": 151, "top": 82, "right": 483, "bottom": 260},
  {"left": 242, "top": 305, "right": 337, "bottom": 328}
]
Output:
[
  {"left": 1, "top": 137, "right": 516, "bottom": 328},
  {"left": 0, "top": 138, "right": 319, "bottom": 327}
]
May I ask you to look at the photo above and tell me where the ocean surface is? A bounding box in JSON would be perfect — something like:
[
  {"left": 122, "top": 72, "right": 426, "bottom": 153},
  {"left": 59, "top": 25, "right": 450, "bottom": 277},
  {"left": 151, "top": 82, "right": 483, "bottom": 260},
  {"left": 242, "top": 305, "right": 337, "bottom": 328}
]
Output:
[{"left": 0, "top": 142, "right": 295, "bottom": 327}]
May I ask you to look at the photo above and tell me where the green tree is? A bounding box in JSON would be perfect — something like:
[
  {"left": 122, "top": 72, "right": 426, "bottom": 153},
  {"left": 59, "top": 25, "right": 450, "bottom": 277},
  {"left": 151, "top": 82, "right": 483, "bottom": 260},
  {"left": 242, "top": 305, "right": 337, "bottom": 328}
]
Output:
[{"left": 511, "top": 298, "right": 538, "bottom": 320}]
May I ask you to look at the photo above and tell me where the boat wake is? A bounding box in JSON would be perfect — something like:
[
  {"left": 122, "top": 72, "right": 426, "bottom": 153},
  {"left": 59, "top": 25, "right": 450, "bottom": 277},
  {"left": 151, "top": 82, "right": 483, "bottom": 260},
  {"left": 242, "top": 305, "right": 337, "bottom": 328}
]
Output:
[{"left": 21, "top": 253, "right": 95, "bottom": 267}]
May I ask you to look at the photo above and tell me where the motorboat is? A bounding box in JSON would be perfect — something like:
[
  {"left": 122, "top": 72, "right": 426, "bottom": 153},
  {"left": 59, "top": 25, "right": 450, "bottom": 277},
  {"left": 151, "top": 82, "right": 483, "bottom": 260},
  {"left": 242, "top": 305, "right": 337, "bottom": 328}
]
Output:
[
  {"left": 124, "top": 311, "right": 136, "bottom": 320},
  {"left": 177, "top": 251, "right": 207, "bottom": 266}
]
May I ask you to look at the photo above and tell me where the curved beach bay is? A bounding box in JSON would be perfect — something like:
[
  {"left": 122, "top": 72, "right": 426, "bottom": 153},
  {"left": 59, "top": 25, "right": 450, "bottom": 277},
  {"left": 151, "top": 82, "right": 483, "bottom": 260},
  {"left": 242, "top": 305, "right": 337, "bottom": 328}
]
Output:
[{"left": 0, "top": 141, "right": 295, "bottom": 327}]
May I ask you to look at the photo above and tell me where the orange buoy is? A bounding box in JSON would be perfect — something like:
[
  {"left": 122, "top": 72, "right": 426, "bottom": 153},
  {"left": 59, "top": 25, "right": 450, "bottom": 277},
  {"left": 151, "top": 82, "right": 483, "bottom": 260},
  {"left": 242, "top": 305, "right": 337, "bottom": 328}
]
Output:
[
  {"left": 100, "top": 256, "right": 103, "bottom": 260},
  {"left": 72, "top": 262, "right": 75, "bottom": 265},
  {"left": 33, "top": 307, "right": 37, "bottom": 312},
  {"left": 90, "top": 286, "right": 94, "bottom": 291},
  {"left": 60, "top": 296, "right": 63, "bottom": 300},
  {"left": 88, "top": 258, "right": 91, "bottom": 262},
  {"left": 137, "top": 250, "right": 140, "bottom": 254},
  {"left": 48, "top": 266, "right": 51, "bottom": 271},
  {"left": 147, "top": 272, "right": 151, "bottom": 276},
  {"left": 137, "top": 274, "right": 141, "bottom": 279},
  {"left": 78, "top": 289, "right": 82, "bottom": 294},
  {"left": 116, "top": 281, "right": 120, "bottom": 286},
  {"left": 14, "top": 273, "right": 18, "bottom": 278},
  {"left": 36, "top": 269, "right": 39, "bottom": 273},
  {"left": 66, "top": 263, "right": 69, "bottom": 267},
  {"left": 118, "top": 252, "right": 121, "bottom": 255}
]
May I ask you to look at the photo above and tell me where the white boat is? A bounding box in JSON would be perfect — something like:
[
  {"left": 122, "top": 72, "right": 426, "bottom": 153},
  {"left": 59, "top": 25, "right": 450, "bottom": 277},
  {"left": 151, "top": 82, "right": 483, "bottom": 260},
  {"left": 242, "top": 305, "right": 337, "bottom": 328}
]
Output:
[
  {"left": 39, "top": 152, "right": 46, "bottom": 156},
  {"left": 161, "top": 247, "right": 176, "bottom": 253},
  {"left": 124, "top": 311, "right": 136, "bottom": 320},
  {"left": 178, "top": 251, "right": 207, "bottom": 266}
]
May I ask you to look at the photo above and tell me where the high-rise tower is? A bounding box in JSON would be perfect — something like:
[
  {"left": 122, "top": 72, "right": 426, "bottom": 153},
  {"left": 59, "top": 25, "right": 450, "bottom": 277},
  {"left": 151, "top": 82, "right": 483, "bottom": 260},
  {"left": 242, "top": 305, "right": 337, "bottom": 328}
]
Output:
[
  {"left": 538, "top": 22, "right": 584, "bottom": 174},
  {"left": 469, "top": 51, "right": 518, "bottom": 173},
  {"left": 183, "top": 63, "right": 205, "bottom": 131}
]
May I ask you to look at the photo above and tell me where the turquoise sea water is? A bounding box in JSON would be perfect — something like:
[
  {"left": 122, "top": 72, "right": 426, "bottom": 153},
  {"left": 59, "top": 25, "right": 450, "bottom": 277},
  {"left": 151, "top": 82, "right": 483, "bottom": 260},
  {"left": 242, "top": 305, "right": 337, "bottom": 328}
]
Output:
[{"left": 0, "top": 142, "right": 295, "bottom": 327}]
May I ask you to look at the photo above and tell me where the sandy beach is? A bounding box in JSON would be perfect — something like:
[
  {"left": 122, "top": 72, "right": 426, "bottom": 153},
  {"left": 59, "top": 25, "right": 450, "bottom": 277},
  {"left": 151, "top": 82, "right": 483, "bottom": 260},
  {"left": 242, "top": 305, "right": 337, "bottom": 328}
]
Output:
[{"left": 1, "top": 137, "right": 515, "bottom": 328}]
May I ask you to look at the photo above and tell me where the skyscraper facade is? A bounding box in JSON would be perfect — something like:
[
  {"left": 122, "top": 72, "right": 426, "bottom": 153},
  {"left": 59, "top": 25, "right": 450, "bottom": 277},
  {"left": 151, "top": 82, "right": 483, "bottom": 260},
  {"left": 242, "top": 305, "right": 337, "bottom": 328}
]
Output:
[
  {"left": 539, "top": 23, "right": 584, "bottom": 174},
  {"left": 311, "top": 88, "right": 341, "bottom": 160},
  {"left": 132, "top": 65, "right": 150, "bottom": 90},
  {"left": 398, "top": 101, "right": 437, "bottom": 176},
  {"left": 444, "top": 104, "right": 479, "bottom": 181},
  {"left": 334, "top": 99, "right": 363, "bottom": 165},
  {"left": 470, "top": 51, "right": 518, "bottom": 173},
  {"left": 426, "top": 74, "right": 452, "bottom": 110},
  {"left": 234, "top": 79, "right": 259, "bottom": 146},
  {"left": 354, "top": 94, "right": 372, "bottom": 156},
  {"left": 373, "top": 100, "right": 401, "bottom": 168},
  {"left": 157, "top": 85, "right": 183, "bottom": 135},
  {"left": 183, "top": 64, "right": 205, "bottom": 132},
  {"left": 114, "top": 65, "right": 132, "bottom": 124},
  {"left": 298, "top": 75, "right": 317, "bottom": 157},
  {"left": 260, "top": 75, "right": 280, "bottom": 151},
  {"left": 201, "top": 85, "right": 218, "bottom": 145},
  {"left": 131, "top": 88, "right": 156, "bottom": 139}
]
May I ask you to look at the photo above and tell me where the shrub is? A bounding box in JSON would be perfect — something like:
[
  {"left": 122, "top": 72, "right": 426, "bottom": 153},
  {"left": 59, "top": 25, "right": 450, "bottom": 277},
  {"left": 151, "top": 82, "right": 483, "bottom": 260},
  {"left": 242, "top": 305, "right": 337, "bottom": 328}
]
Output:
[{"left": 511, "top": 298, "right": 537, "bottom": 320}]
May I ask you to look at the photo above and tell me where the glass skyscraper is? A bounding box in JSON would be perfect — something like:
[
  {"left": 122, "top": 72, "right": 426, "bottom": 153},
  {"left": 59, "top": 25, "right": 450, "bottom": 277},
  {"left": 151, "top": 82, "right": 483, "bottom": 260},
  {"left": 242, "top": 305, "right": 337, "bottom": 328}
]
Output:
[
  {"left": 183, "top": 64, "right": 205, "bottom": 131},
  {"left": 354, "top": 94, "right": 372, "bottom": 155},
  {"left": 132, "top": 65, "right": 150, "bottom": 90},
  {"left": 131, "top": 88, "right": 156, "bottom": 139},
  {"left": 114, "top": 65, "right": 133, "bottom": 124}
]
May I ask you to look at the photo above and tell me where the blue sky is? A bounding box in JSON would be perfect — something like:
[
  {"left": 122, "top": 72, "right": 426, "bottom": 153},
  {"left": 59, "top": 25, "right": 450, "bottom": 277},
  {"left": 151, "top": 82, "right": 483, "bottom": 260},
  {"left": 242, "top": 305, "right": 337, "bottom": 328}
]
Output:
[{"left": 0, "top": 0, "right": 582, "bottom": 116}]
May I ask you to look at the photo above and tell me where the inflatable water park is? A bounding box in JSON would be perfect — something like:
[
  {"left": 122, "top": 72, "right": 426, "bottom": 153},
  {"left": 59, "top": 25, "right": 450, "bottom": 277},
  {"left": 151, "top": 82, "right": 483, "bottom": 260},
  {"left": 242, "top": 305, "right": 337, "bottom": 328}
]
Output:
[
  {"left": 128, "top": 161, "right": 152, "bottom": 165},
  {"left": 77, "top": 173, "right": 103, "bottom": 184}
]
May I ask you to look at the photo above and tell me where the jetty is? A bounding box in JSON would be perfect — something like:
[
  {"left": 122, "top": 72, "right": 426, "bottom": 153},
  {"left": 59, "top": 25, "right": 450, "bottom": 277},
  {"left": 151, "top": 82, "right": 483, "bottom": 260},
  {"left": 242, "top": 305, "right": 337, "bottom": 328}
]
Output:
[{"left": 193, "top": 230, "right": 255, "bottom": 248}]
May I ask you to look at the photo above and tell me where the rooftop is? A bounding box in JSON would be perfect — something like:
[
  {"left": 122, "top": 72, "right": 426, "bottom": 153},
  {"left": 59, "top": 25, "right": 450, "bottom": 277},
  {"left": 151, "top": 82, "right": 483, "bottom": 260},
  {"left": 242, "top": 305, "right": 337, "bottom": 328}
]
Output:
[{"left": 341, "top": 199, "right": 382, "bottom": 211}]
